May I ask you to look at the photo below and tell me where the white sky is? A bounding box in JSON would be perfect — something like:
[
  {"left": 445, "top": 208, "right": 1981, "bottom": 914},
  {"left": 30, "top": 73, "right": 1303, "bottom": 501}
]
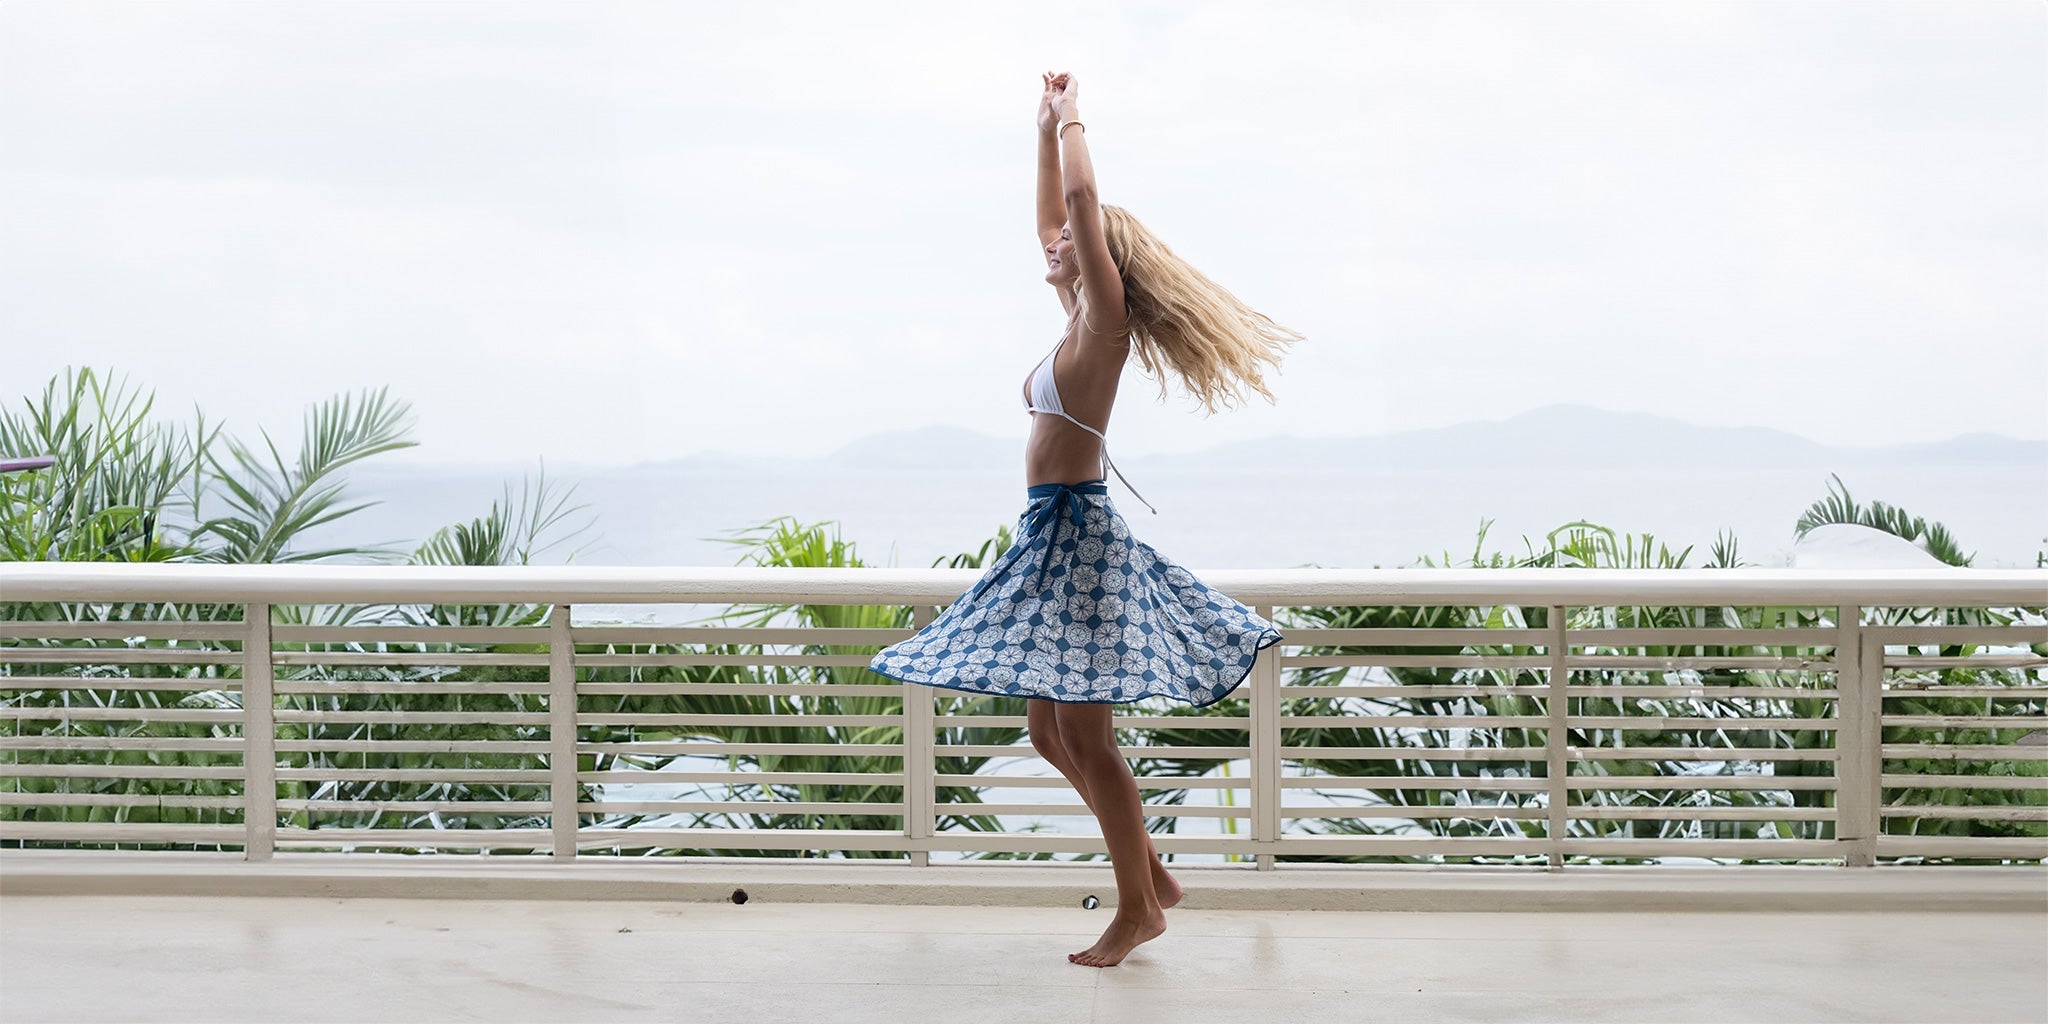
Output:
[{"left": 3, "top": 0, "right": 2043, "bottom": 467}]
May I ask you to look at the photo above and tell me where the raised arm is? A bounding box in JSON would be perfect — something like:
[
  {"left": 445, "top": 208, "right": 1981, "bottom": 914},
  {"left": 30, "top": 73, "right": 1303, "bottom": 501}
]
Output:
[
  {"left": 1035, "top": 72, "right": 1066, "bottom": 251},
  {"left": 1049, "top": 74, "right": 1126, "bottom": 329}
]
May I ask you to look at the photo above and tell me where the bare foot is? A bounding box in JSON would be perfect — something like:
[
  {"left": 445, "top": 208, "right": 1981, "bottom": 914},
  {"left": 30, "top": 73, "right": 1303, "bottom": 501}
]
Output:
[
  {"left": 1152, "top": 862, "right": 1183, "bottom": 910},
  {"left": 1068, "top": 907, "right": 1167, "bottom": 967}
]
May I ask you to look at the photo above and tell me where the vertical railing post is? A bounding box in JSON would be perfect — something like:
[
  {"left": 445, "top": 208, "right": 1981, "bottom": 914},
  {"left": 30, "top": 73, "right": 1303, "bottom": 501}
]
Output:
[
  {"left": 903, "top": 604, "right": 936, "bottom": 867},
  {"left": 1836, "top": 604, "right": 1879, "bottom": 867},
  {"left": 549, "top": 603, "right": 578, "bottom": 860},
  {"left": 1251, "top": 604, "right": 1281, "bottom": 870},
  {"left": 242, "top": 602, "right": 275, "bottom": 861},
  {"left": 1545, "top": 605, "right": 1570, "bottom": 870}
]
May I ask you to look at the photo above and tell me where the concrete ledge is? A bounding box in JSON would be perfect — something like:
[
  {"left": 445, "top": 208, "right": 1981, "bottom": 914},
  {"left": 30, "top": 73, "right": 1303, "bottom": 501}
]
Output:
[{"left": 3, "top": 851, "right": 2043, "bottom": 913}]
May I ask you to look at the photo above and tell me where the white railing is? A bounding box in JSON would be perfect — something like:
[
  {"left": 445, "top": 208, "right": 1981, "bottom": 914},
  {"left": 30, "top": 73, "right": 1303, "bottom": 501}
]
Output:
[{"left": 2, "top": 563, "right": 2044, "bottom": 868}]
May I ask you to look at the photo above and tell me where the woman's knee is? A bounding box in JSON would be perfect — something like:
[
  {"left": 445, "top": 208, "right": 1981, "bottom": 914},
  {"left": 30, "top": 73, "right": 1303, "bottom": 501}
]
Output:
[
  {"left": 1026, "top": 699, "right": 1065, "bottom": 759},
  {"left": 1052, "top": 703, "right": 1120, "bottom": 762},
  {"left": 1060, "top": 734, "right": 1123, "bottom": 770}
]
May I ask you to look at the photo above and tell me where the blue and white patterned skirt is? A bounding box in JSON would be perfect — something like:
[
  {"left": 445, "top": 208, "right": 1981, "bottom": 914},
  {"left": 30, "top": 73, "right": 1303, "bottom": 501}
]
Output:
[{"left": 867, "top": 478, "right": 1284, "bottom": 707}]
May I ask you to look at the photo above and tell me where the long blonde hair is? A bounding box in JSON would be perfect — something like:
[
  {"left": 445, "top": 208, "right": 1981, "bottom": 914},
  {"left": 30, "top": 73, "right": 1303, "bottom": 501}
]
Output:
[{"left": 1076, "top": 204, "right": 1303, "bottom": 415}]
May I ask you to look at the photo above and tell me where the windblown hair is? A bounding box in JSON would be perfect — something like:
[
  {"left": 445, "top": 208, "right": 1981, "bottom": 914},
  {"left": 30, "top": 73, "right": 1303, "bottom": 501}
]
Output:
[{"left": 1076, "top": 204, "right": 1304, "bottom": 415}]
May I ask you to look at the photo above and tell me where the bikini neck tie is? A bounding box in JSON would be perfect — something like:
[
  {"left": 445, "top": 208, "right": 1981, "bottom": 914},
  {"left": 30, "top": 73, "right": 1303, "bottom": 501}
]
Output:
[{"left": 969, "top": 479, "right": 1108, "bottom": 603}]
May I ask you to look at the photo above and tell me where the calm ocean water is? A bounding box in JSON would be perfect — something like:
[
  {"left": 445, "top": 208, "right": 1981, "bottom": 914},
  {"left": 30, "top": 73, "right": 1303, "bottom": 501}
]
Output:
[{"left": 343, "top": 461, "right": 2045, "bottom": 575}]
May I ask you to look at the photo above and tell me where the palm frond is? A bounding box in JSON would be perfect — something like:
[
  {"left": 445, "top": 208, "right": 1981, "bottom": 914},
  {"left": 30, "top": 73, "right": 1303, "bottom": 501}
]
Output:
[
  {"left": 195, "top": 386, "right": 416, "bottom": 563},
  {"left": 1795, "top": 471, "right": 1975, "bottom": 566},
  {"left": 408, "top": 462, "right": 596, "bottom": 568}
]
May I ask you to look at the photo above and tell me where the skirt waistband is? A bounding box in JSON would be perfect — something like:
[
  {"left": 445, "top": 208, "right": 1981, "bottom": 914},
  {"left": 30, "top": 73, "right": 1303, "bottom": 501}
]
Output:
[
  {"left": 974, "top": 477, "right": 1109, "bottom": 604},
  {"left": 1026, "top": 477, "right": 1108, "bottom": 501}
]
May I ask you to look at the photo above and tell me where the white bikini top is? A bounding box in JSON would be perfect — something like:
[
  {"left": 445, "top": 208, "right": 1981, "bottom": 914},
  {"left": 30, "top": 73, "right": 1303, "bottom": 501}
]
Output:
[{"left": 1022, "top": 317, "right": 1158, "bottom": 515}]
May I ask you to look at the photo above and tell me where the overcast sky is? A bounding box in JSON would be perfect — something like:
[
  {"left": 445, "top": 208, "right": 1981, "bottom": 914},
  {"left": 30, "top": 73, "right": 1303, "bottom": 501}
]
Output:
[{"left": 3, "top": 0, "right": 2042, "bottom": 468}]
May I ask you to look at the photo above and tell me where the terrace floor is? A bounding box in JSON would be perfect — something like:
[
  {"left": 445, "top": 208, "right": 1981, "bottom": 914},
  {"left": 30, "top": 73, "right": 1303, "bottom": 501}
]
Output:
[{"left": 3, "top": 855, "right": 2044, "bottom": 1023}]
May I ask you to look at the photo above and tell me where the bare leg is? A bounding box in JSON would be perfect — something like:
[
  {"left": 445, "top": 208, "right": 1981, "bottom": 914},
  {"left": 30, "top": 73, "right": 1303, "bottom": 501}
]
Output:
[
  {"left": 1026, "top": 699, "right": 1181, "bottom": 908},
  {"left": 1053, "top": 701, "right": 1167, "bottom": 967}
]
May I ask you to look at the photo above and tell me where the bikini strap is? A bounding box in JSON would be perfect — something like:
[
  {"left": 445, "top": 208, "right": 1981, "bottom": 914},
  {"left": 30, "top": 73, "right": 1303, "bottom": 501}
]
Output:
[
  {"left": 1034, "top": 391, "right": 1158, "bottom": 516},
  {"left": 1099, "top": 448, "right": 1158, "bottom": 516}
]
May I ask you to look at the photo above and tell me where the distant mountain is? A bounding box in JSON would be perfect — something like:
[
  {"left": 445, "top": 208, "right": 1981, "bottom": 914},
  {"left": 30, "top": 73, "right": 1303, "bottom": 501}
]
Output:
[
  {"left": 617, "top": 426, "right": 1010, "bottom": 476},
  {"left": 1875, "top": 432, "right": 2048, "bottom": 464},
  {"left": 374, "top": 404, "right": 2044, "bottom": 479},
  {"left": 821, "top": 426, "right": 1015, "bottom": 474},
  {"left": 1161, "top": 403, "right": 1838, "bottom": 473},
  {"left": 739, "top": 403, "right": 2037, "bottom": 474}
]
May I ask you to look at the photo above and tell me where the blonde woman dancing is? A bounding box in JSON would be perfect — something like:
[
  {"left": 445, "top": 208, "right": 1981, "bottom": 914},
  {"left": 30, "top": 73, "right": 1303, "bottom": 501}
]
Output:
[{"left": 871, "top": 70, "right": 1302, "bottom": 967}]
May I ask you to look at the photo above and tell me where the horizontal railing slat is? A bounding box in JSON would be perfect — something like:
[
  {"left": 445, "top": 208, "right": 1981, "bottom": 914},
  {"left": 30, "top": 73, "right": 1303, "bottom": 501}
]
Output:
[
  {"left": 1881, "top": 773, "right": 2048, "bottom": 790},
  {"left": 589, "top": 770, "right": 904, "bottom": 786},
  {"left": 0, "top": 764, "right": 247, "bottom": 779},
  {"left": 0, "top": 649, "right": 240, "bottom": 666},
  {"left": 271, "top": 711, "right": 550, "bottom": 726},
  {"left": 0, "top": 676, "right": 242, "bottom": 692},
  {"left": 0, "top": 792, "right": 243, "bottom": 809},
  {"left": 272, "top": 681, "right": 550, "bottom": 695},
  {"left": 582, "top": 800, "right": 905, "bottom": 815},
  {"left": 1881, "top": 686, "right": 2047, "bottom": 698},
  {"left": 577, "top": 682, "right": 896, "bottom": 696},
  {"left": 576, "top": 713, "right": 903, "bottom": 727},
  {"left": 1880, "top": 744, "right": 2048, "bottom": 759},
  {"left": 935, "top": 774, "right": 1244, "bottom": 790},
  {"left": 1875, "top": 836, "right": 2048, "bottom": 857},
  {"left": 274, "top": 768, "right": 549, "bottom": 782},
  {"left": 270, "top": 652, "right": 549, "bottom": 667},
  {"left": 277, "top": 800, "right": 550, "bottom": 814},
  {"left": 0, "top": 708, "right": 243, "bottom": 723},
  {"left": 273, "top": 828, "right": 552, "bottom": 849},
  {"left": 0, "top": 822, "right": 245, "bottom": 842},
  {"left": 1877, "top": 805, "right": 2048, "bottom": 821},
  {"left": 0, "top": 623, "right": 244, "bottom": 641}
]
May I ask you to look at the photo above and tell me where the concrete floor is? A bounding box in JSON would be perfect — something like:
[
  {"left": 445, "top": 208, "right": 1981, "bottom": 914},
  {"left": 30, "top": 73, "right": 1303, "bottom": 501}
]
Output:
[{"left": 3, "top": 894, "right": 2044, "bottom": 1023}]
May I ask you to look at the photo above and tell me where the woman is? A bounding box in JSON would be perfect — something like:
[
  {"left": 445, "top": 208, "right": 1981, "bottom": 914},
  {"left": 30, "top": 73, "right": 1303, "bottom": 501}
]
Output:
[{"left": 869, "top": 71, "right": 1301, "bottom": 968}]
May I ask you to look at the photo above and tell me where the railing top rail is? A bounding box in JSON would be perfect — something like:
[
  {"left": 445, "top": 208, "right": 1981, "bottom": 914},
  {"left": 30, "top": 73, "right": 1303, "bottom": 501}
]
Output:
[{"left": 2, "top": 563, "right": 2043, "bottom": 606}]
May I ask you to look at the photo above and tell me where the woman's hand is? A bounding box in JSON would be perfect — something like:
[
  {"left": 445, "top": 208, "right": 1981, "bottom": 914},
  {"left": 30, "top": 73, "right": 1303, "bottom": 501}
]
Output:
[
  {"left": 1036, "top": 71, "right": 1068, "bottom": 134},
  {"left": 1049, "top": 71, "right": 1079, "bottom": 120}
]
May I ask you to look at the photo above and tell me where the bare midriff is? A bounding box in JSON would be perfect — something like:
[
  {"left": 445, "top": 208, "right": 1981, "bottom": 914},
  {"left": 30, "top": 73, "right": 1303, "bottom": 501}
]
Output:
[{"left": 1021, "top": 339, "right": 1126, "bottom": 488}]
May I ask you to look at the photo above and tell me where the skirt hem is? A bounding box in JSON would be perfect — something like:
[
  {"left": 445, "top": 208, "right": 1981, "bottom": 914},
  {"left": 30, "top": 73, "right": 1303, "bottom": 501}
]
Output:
[{"left": 868, "top": 626, "right": 1284, "bottom": 709}]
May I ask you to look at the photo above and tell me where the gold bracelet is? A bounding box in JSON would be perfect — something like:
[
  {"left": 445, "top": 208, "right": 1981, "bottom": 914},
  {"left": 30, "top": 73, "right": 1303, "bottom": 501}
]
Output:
[{"left": 1057, "top": 119, "right": 1085, "bottom": 138}]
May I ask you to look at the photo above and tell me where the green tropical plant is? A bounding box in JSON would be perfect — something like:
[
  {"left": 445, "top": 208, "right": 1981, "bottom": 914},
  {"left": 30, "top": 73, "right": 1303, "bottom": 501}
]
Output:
[
  {"left": 0, "top": 367, "right": 214, "bottom": 563},
  {"left": 0, "top": 367, "right": 594, "bottom": 846}
]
